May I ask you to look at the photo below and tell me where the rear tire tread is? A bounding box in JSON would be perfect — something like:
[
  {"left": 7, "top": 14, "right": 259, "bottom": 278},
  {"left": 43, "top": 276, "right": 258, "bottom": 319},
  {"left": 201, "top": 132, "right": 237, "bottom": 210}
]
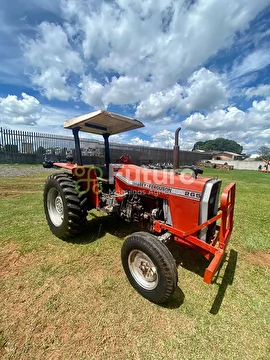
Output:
[{"left": 44, "top": 172, "right": 89, "bottom": 240}]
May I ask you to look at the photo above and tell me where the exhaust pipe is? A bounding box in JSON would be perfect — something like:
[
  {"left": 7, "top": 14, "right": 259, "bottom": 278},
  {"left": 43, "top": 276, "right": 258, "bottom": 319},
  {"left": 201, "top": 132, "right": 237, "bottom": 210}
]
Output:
[{"left": 173, "top": 127, "right": 181, "bottom": 170}]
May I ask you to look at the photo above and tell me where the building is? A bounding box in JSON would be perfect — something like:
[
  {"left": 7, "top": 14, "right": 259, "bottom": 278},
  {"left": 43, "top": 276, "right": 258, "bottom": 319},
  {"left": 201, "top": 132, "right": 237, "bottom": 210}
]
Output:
[{"left": 212, "top": 151, "right": 245, "bottom": 161}]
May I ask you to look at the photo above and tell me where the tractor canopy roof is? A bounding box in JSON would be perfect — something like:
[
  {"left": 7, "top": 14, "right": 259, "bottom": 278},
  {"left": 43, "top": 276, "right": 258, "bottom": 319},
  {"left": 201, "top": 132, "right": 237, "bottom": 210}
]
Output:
[{"left": 64, "top": 110, "right": 144, "bottom": 135}]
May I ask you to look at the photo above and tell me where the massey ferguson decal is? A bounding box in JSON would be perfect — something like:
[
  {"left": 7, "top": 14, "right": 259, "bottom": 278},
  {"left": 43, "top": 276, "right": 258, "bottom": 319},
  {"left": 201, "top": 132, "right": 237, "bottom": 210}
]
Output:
[{"left": 116, "top": 173, "right": 202, "bottom": 200}]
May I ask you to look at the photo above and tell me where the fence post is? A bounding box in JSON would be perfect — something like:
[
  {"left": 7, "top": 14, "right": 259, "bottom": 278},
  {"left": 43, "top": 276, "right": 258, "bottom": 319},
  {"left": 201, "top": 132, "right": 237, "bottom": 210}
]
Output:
[{"left": 0, "top": 127, "right": 3, "bottom": 151}]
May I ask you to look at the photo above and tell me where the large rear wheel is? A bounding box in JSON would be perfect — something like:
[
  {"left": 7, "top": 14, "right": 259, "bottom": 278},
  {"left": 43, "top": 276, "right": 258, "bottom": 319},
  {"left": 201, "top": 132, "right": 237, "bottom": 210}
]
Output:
[
  {"left": 121, "top": 232, "right": 178, "bottom": 304},
  {"left": 44, "top": 173, "right": 88, "bottom": 240}
]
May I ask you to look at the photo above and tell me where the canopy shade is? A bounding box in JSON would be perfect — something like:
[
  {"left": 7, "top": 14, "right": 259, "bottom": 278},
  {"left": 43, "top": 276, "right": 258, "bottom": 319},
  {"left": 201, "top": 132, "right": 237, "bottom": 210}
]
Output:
[{"left": 64, "top": 110, "right": 144, "bottom": 135}]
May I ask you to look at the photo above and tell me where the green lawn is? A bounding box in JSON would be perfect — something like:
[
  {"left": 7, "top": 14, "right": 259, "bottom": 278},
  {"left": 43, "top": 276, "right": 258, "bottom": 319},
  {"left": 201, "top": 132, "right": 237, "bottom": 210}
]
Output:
[{"left": 0, "top": 168, "right": 269, "bottom": 360}]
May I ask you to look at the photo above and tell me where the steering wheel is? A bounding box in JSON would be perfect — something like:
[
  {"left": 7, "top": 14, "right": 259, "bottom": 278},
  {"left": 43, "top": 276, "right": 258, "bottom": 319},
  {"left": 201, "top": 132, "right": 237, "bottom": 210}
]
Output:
[{"left": 176, "top": 165, "right": 204, "bottom": 178}]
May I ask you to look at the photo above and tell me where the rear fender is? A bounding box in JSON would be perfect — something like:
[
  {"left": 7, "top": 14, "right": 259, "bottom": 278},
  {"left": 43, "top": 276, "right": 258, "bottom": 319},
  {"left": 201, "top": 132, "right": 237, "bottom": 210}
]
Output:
[
  {"left": 72, "top": 166, "right": 100, "bottom": 207},
  {"left": 53, "top": 162, "right": 77, "bottom": 171},
  {"left": 53, "top": 163, "right": 100, "bottom": 207}
]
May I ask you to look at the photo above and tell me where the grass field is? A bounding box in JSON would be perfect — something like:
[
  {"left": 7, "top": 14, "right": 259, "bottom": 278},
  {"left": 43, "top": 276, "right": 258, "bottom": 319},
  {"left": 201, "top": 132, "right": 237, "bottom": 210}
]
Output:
[{"left": 0, "top": 167, "right": 269, "bottom": 360}]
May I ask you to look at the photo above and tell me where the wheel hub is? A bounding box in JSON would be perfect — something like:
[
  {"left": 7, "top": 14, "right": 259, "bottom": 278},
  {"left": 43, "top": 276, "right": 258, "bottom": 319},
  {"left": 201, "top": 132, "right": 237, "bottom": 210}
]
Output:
[
  {"left": 47, "top": 188, "right": 65, "bottom": 227},
  {"left": 55, "top": 195, "right": 63, "bottom": 215},
  {"left": 128, "top": 250, "right": 158, "bottom": 290},
  {"left": 138, "top": 261, "right": 157, "bottom": 281}
]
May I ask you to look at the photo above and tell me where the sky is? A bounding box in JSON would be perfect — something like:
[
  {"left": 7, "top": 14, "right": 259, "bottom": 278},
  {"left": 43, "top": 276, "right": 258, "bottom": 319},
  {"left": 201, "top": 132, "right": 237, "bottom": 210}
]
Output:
[{"left": 0, "top": 0, "right": 270, "bottom": 154}]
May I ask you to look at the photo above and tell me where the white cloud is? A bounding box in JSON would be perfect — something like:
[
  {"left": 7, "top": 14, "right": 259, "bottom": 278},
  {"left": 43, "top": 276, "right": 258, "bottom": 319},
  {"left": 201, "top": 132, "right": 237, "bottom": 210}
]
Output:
[
  {"left": 182, "top": 97, "right": 270, "bottom": 152},
  {"left": 136, "top": 68, "right": 228, "bottom": 119},
  {"left": 152, "top": 129, "right": 175, "bottom": 148},
  {"left": 80, "top": 76, "right": 105, "bottom": 108},
  {"left": 229, "top": 48, "right": 270, "bottom": 80},
  {"left": 245, "top": 84, "right": 270, "bottom": 99},
  {"left": 136, "top": 84, "right": 184, "bottom": 119},
  {"left": 183, "top": 68, "right": 228, "bottom": 112},
  {"left": 110, "top": 133, "right": 128, "bottom": 144},
  {"left": 22, "top": 22, "right": 83, "bottom": 73},
  {"left": 183, "top": 107, "right": 246, "bottom": 132},
  {"left": 81, "top": 75, "right": 156, "bottom": 108},
  {"left": 0, "top": 93, "right": 41, "bottom": 125},
  {"left": 91, "top": 0, "right": 269, "bottom": 87},
  {"left": 251, "top": 98, "right": 270, "bottom": 114},
  {"left": 153, "top": 116, "right": 173, "bottom": 125},
  {"left": 31, "top": 68, "right": 76, "bottom": 101},
  {"left": 103, "top": 76, "right": 154, "bottom": 106},
  {"left": 19, "top": 0, "right": 269, "bottom": 104},
  {"left": 0, "top": 92, "right": 82, "bottom": 132},
  {"left": 129, "top": 129, "right": 176, "bottom": 148},
  {"left": 129, "top": 137, "right": 151, "bottom": 147},
  {"left": 21, "top": 22, "right": 83, "bottom": 100}
]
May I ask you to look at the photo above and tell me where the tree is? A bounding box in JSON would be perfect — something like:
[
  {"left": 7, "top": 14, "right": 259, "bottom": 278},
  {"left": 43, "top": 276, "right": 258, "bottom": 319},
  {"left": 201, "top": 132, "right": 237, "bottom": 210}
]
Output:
[
  {"left": 258, "top": 146, "right": 270, "bottom": 161},
  {"left": 192, "top": 141, "right": 205, "bottom": 150},
  {"left": 192, "top": 138, "right": 243, "bottom": 154}
]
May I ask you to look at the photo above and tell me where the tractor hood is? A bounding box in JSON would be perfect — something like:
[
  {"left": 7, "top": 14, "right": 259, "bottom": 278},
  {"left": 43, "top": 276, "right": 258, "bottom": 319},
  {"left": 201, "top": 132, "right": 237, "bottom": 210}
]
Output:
[
  {"left": 115, "top": 165, "right": 211, "bottom": 201},
  {"left": 64, "top": 110, "right": 144, "bottom": 135},
  {"left": 114, "top": 165, "right": 221, "bottom": 237}
]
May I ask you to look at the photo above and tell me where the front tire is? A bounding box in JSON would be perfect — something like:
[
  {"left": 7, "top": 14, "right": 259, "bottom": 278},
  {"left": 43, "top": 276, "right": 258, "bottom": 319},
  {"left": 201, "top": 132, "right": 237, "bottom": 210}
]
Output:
[
  {"left": 121, "top": 232, "right": 178, "bottom": 304},
  {"left": 44, "top": 173, "right": 88, "bottom": 240}
]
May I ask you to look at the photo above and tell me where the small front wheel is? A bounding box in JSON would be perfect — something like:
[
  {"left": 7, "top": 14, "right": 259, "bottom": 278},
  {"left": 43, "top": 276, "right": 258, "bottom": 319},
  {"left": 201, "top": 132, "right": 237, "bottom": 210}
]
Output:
[{"left": 121, "top": 232, "right": 178, "bottom": 304}]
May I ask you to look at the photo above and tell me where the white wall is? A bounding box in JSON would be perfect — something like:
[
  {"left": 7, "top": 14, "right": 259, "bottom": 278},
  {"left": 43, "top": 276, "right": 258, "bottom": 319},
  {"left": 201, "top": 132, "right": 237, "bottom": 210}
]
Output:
[{"left": 210, "top": 160, "right": 265, "bottom": 170}]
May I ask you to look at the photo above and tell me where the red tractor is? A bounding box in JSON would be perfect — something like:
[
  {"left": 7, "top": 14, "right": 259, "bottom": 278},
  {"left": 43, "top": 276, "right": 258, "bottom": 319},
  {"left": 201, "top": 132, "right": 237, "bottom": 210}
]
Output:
[{"left": 43, "top": 110, "right": 236, "bottom": 304}]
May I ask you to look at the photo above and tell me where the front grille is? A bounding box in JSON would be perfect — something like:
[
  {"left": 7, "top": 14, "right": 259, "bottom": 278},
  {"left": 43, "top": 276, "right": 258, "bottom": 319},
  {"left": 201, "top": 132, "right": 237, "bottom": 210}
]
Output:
[{"left": 199, "top": 179, "right": 221, "bottom": 242}]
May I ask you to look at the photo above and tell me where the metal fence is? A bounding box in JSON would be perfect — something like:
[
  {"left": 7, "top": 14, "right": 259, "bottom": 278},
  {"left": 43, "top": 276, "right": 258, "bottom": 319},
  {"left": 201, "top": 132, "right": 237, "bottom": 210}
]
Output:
[{"left": 0, "top": 127, "right": 211, "bottom": 165}]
